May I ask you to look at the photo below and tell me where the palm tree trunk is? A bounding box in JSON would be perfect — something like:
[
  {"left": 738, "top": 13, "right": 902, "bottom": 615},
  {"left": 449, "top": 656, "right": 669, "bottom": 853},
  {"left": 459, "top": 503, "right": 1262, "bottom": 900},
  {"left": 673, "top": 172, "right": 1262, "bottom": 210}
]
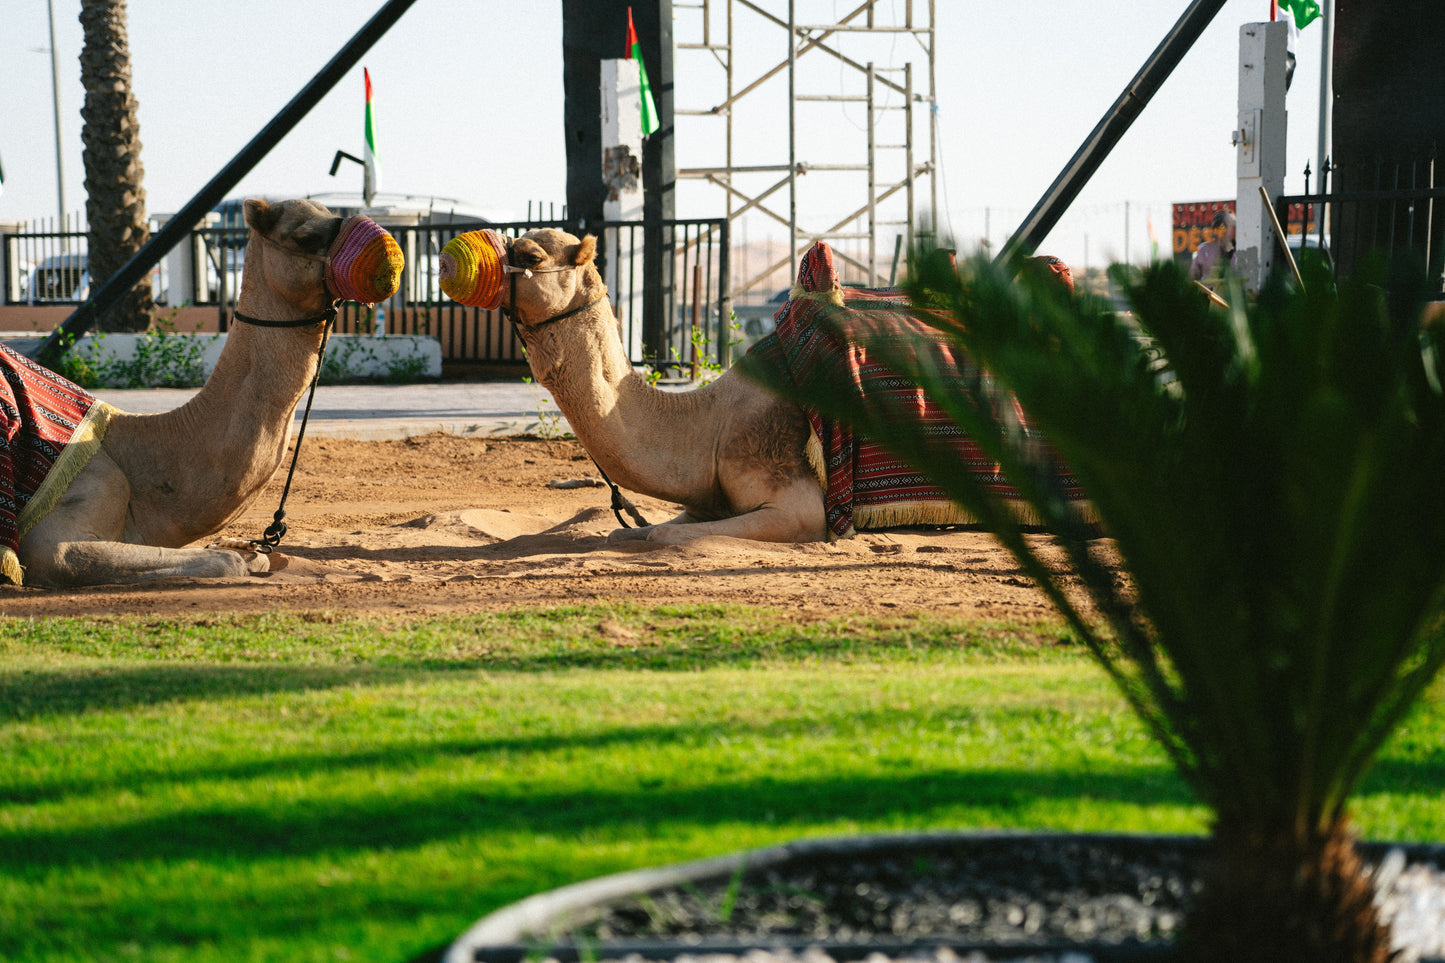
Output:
[
  {"left": 79, "top": 0, "right": 154, "bottom": 333},
  {"left": 1184, "top": 815, "right": 1393, "bottom": 962}
]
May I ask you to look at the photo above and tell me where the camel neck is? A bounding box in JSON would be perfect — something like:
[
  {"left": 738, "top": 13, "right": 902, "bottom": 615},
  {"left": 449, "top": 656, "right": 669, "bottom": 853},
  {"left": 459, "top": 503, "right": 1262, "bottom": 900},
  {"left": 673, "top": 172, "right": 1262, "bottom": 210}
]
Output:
[
  {"left": 523, "top": 304, "right": 722, "bottom": 501},
  {"left": 99, "top": 232, "right": 332, "bottom": 546}
]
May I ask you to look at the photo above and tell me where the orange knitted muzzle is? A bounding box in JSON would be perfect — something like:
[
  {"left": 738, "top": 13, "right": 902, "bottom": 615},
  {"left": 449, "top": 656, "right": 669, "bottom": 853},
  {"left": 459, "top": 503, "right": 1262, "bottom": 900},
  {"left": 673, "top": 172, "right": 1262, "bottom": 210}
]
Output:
[{"left": 438, "top": 229, "right": 509, "bottom": 310}]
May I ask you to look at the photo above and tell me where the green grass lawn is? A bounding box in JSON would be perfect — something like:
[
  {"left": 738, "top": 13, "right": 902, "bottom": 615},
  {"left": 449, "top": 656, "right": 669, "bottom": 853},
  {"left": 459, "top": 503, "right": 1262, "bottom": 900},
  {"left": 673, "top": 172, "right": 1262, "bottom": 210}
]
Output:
[{"left": 2, "top": 606, "right": 1442, "bottom": 963}]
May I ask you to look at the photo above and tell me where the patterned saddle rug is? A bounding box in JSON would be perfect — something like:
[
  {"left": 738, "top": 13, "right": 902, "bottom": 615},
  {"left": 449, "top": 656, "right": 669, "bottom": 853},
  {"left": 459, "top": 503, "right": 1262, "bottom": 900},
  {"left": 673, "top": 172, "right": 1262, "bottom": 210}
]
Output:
[
  {"left": 0, "top": 343, "right": 115, "bottom": 584},
  {"left": 744, "top": 241, "right": 1088, "bottom": 540}
]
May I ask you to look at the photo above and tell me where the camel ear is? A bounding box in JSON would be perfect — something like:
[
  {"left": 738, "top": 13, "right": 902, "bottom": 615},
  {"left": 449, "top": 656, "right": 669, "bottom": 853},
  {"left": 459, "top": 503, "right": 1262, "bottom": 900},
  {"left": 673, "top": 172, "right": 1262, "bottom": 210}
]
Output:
[
  {"left": 572, "top": 234, "right": 598, "bottom": 267},
  {"left": 243, "top": 197, "right": 279, "bottom": 235}
]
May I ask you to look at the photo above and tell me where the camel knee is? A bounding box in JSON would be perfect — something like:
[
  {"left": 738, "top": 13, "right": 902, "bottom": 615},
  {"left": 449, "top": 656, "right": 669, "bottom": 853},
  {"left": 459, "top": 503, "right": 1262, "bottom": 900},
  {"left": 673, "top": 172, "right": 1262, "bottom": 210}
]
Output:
[{"left": 14, "top": 549, "right": 61, "bottom": 587}]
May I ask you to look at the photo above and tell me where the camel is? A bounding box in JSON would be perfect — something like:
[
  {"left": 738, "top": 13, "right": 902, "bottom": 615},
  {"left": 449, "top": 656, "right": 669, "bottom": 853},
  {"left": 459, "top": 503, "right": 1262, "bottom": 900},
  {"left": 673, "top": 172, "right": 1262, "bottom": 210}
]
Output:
[
  {"left": 441, "top": 228, "right": 1084, "bottom": 545},
  {"left": 12, "top": 197, "right": 401, "bottom": 586},
  {"left": 453, "top": 227, "right": 827, "bottom": 544}
]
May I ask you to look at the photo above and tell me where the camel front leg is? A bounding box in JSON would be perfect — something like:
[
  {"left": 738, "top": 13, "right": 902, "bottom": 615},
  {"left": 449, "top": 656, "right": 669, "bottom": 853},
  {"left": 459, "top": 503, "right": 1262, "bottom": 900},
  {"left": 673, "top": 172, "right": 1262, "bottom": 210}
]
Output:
[
  {"left": 608, "top": 480, "right": 827, "bottom": 544},
  {"left": 25, "top": 541, "right": 269, "bottom": 587},
  {"left": 17, "top": 449, "right": 267, "bottom": 587}
]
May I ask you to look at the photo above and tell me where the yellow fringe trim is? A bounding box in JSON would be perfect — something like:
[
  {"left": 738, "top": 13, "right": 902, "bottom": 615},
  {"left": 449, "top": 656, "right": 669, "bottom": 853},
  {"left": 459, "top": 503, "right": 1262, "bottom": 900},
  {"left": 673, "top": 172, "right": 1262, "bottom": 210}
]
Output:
[
  {"left": 7, "top": 401, "right": 117, "bottom": 586},
  {"left": 1, "top": 548, "right": 22, "bottom": 586},
  {"left": 854, "top": 497, "right": 1099, "bottom": 533},
  {"left": 788, "top": 284, "right": 845, "bottom": 307},
  {"left": 804, "top": 429, "right": 828, "bottom": 491},
  {"left": 802, "top": 429, "right": 844, "bottom": 541},
  {"left": 855, "top": 500, "right": 979, "bottom": 531}
]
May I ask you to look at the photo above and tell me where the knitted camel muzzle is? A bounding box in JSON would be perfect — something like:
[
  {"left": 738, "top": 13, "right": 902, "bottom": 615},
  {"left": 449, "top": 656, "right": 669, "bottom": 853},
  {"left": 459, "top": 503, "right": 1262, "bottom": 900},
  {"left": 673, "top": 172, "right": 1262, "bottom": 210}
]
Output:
[
  {"left": 438, "top": 229, "right": 510, "bottom": 310},
  {"left": 324, "top": 215, "right": 404, "bottom": 305}
]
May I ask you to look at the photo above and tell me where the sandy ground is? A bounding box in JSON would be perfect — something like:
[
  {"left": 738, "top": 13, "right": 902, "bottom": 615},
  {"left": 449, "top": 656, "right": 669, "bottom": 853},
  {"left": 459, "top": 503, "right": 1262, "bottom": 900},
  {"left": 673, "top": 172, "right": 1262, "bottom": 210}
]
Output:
[{"left": 0, "top": 435, "right": 1082, "bottom": 621}]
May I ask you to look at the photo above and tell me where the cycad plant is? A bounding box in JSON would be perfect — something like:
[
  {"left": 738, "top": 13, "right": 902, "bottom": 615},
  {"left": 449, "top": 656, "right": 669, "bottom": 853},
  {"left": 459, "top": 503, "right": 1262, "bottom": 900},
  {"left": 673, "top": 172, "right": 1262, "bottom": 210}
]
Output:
[{"left": 783, "top": 252, "right": 1445, "bottom": 960}]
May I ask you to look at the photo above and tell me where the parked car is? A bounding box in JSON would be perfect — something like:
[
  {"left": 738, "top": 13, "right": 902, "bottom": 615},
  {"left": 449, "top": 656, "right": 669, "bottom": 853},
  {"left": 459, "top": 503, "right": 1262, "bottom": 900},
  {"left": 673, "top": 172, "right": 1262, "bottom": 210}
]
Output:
[
  {"left": 731, "top": 287, "right": 790, "bottom": 343},
  {"left": 25, "top": 254, "right": 165, "bottom": 305},
  {"left": 1287, "top": 233, "right": 1333, "bottom": 273},
  {"left": 25, "top": 253, "right": 88, "bottom": 303}
]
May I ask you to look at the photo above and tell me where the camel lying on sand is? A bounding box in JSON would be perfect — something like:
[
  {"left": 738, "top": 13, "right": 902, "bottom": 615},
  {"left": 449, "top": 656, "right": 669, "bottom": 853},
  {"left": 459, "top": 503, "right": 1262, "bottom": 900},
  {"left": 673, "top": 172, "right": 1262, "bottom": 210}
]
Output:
[
  {"left": 442, "top": 227, "right": 828, "bottom": 544},
  {"left": 10, "top": 197, "right": 401, "bottom": 586},
  {"left": 440, "top": 228, "right": 1081, "bottom": 545}
]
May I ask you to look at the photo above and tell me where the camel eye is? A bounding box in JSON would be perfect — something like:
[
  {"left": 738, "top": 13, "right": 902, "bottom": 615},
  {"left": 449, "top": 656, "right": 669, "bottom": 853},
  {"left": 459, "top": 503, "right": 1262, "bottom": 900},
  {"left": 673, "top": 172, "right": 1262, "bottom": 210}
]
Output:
[{"left": 292, "top": 222, "right": 337, "bottom": 255}]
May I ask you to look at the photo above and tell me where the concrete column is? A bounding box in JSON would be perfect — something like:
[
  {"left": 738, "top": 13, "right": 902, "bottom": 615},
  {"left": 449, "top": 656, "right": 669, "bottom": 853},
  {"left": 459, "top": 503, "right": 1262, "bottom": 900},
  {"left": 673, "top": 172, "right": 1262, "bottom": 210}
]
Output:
[
  {"left": 601, "top": 57, "right": 645, "bottom": 361},
  {"left": 1235, "top": 20, "right": 1289, "bottom": 291}
]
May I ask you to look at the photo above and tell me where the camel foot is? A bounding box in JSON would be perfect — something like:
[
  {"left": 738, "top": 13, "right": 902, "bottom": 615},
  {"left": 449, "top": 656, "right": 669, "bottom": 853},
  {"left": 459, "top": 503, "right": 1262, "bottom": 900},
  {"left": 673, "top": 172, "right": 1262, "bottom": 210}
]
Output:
[
  {"left": 240, "top": 550, "right": 271, "bottom": 574},
  {"left": 206, "top": 539, "right": 271, "bottom": 574},
  {"left": 209, "top": 538, "right": 257, "bottom": 551},
  {"left": 606, "top": 525, "right": 658, "bottom": 543}
]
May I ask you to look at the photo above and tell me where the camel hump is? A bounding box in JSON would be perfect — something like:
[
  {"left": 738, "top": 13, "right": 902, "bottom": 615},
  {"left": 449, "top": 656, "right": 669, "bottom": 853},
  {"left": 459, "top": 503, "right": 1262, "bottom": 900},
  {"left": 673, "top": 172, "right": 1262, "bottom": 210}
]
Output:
[
  {"left": 1021, "top": 254, "right": 1075, "bottom": 295},
  {"left": 795, "top": 241, "right": 839, "bottom": 295}
]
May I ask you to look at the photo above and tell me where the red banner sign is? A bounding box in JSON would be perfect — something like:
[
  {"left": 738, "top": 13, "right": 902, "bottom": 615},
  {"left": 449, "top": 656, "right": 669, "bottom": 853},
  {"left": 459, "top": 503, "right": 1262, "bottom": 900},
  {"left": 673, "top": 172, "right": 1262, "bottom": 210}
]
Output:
[{"left": 1172, "top": 200, "right": 1316, "bottom": 264}]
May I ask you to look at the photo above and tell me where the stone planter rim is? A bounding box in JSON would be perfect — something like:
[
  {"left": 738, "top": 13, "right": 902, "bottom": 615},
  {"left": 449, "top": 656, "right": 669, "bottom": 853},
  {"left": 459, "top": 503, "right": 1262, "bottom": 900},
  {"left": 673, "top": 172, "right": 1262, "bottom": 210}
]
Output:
[{"left": 443, "top": 829, "right": 1445, "bottom": 963}]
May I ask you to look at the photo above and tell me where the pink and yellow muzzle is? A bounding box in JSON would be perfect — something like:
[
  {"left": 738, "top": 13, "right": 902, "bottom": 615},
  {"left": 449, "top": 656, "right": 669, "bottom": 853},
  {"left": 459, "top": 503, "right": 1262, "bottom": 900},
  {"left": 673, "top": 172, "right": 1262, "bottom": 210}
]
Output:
[{"left": 324, "top": 214, "right": 404, "bottom": 305}]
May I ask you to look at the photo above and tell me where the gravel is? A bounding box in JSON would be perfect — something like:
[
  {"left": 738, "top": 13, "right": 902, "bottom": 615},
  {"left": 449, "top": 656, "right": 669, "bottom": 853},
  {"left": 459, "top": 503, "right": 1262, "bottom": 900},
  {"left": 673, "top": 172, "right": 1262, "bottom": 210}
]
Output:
[{"left": 446, "top": 833, "right": 1445, "bottom": 963}]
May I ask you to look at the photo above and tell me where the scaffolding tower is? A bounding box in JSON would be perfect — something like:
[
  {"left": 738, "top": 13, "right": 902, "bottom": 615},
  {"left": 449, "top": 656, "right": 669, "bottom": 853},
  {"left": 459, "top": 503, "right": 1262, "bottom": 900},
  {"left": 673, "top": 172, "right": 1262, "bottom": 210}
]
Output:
[{"left": 674, "top": 0, "right": 937, "bottom": 297}]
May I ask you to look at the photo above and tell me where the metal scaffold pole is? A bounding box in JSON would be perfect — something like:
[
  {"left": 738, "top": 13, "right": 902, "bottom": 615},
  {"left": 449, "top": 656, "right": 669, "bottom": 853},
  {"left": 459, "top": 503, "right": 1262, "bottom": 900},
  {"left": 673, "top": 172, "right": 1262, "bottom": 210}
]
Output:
[{"left": 676, "top": 0, "right": 936, "bottom": 297}]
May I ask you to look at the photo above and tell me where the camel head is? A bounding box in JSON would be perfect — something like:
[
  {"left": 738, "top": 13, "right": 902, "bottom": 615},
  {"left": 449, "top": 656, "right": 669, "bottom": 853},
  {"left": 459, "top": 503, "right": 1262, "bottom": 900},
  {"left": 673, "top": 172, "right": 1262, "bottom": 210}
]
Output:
[
  {"left": 241, "top": 198, "right": 403, "bottom": 317},
  {"left": 439, "top": 227, "right": 606, "bottom": 330},
  {"left": 506, "top": 229, "right": 607, "bottom": 327}
]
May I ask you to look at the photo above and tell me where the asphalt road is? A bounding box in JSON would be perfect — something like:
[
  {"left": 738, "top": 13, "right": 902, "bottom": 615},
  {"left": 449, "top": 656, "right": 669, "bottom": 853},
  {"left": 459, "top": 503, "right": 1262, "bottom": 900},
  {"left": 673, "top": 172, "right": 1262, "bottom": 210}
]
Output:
[{"left": 94, "top": 379, "right": 561, "bottom": 440}]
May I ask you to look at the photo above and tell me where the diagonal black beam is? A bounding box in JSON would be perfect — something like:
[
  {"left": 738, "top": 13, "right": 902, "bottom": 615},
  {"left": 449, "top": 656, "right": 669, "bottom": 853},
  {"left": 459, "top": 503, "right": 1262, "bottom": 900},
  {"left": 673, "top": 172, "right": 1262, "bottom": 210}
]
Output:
[
  {"left": 998, "top": 0, "right": 1229, "bottom": 264},
  {"left": 29, "top": 0, "right": 420, "bottom": 368}
]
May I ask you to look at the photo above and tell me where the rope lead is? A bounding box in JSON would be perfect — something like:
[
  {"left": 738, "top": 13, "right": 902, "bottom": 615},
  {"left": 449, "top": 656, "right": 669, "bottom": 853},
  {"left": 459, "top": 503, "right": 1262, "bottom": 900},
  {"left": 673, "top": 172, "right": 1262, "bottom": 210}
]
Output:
[{"left": 237, "top": 306, "right": 335, "bottom": 553}]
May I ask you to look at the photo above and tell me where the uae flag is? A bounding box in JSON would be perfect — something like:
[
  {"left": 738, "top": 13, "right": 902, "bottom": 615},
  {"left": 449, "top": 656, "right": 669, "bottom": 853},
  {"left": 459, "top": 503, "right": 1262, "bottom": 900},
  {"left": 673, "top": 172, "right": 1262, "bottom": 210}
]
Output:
[
  {"left": 1270, "top": 0, "right": 1319, "bottom": 91},
  {"left": 1273, "top": 0, "right": 1322, "bottom": 28},
  {"left": 363, "top": 68, "right": 380, "bottom": 206},
  {"left": 626, "top": 7, "right": 660, "bottom": 138}
]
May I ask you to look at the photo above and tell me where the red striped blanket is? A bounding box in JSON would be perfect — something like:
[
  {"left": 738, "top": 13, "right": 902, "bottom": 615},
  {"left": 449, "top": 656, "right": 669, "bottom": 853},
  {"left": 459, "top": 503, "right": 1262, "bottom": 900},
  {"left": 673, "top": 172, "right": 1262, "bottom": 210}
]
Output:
[
  {"left": 0, "top": 343, "right": 114, "bottom": 584},
  {"left": 750, "top": 242, "right": 1086, "bottom": 540}
]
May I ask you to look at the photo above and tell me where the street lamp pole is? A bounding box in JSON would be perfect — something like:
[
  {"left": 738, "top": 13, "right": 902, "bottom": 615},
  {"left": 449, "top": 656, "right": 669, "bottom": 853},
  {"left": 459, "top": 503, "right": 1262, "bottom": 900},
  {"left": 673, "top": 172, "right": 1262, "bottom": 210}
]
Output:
[{"left": 47, "top": 0, "right": 68, "bottom": 230}]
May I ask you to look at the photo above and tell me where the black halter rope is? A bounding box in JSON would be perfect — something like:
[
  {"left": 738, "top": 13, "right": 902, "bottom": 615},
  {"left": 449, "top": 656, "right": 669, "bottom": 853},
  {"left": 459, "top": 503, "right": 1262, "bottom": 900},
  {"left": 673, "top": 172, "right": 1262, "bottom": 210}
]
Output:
[
  {"left": 502, "top": 254, "right": 647, "bottom": 528},
  {"left": 232, "top": 304, "right": 337, "bottom": 552}
]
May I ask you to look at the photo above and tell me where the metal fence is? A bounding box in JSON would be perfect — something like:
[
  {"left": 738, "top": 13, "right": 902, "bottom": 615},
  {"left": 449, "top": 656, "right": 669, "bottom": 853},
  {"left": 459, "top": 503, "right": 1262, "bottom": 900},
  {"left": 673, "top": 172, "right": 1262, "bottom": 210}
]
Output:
[
  {"left": 3, "top": 216, "right": 733, "bottom": 372},
  {"left": 4, "top": 231, "right": 93, "bottom": 304},
  {"left": 1277, "top": 153, "right": 1445, "bottom": 298}
]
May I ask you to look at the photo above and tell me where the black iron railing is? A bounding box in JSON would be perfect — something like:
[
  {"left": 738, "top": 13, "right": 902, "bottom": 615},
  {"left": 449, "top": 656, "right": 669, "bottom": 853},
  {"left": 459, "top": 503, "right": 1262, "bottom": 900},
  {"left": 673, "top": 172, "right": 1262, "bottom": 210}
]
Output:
[
  {"left": 1278, "top": 153, "right": 1445, "bottom": 297},
  {"left": 4, "top": 217, "right": 732, "bottom": 370}
]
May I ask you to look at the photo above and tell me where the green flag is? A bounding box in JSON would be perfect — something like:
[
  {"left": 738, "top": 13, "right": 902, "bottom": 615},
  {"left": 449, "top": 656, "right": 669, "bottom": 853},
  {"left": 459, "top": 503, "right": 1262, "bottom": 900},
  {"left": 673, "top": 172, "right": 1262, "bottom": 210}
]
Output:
[
  {"left": 1275, "top": 0, "right": 1321, "bottom": 28},
  {"left": 626, "top": 7, "right": 660, "bottom": 137}
]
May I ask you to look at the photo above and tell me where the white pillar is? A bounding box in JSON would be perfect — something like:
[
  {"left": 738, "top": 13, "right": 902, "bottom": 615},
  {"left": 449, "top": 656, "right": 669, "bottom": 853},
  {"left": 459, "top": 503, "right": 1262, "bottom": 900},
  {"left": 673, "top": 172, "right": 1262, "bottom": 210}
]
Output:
[
  {"left": 601, "top": 58, "right": 645, "bottom": 362},
  {"left": 159, "top": 212, "right": 216, "bottom": 307},
  {"left": 1235, "top": 20, "right": 1290, "bottom": 292}
]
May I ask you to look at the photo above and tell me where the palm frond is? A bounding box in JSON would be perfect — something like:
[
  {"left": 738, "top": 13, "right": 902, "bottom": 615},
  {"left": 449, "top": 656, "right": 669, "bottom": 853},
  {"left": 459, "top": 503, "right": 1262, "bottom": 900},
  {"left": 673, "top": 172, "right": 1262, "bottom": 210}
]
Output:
[{"left": 760, "top": 250, "right": 1445, "bottom": 832}]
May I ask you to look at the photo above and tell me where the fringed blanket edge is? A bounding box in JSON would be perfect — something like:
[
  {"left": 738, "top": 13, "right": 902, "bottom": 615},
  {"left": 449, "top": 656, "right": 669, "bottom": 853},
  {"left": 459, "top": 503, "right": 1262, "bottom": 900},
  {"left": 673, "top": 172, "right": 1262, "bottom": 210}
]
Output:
[{"left": 5, "top": 401, "right": 118, "bottom": 585}]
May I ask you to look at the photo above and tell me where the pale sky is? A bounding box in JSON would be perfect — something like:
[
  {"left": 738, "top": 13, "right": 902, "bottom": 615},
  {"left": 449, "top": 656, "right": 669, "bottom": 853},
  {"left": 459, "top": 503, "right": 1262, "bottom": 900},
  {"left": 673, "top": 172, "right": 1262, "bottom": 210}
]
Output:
[{"left": 0, "top": 1, "right": 1328, "bottom": 275}]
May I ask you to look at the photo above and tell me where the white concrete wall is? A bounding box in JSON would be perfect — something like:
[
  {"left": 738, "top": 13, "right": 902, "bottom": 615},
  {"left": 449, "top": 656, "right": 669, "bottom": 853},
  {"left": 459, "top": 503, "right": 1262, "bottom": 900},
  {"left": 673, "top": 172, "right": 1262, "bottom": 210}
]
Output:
[{"left": 0, "top": 332, "right": 442, "bottom": 387}]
